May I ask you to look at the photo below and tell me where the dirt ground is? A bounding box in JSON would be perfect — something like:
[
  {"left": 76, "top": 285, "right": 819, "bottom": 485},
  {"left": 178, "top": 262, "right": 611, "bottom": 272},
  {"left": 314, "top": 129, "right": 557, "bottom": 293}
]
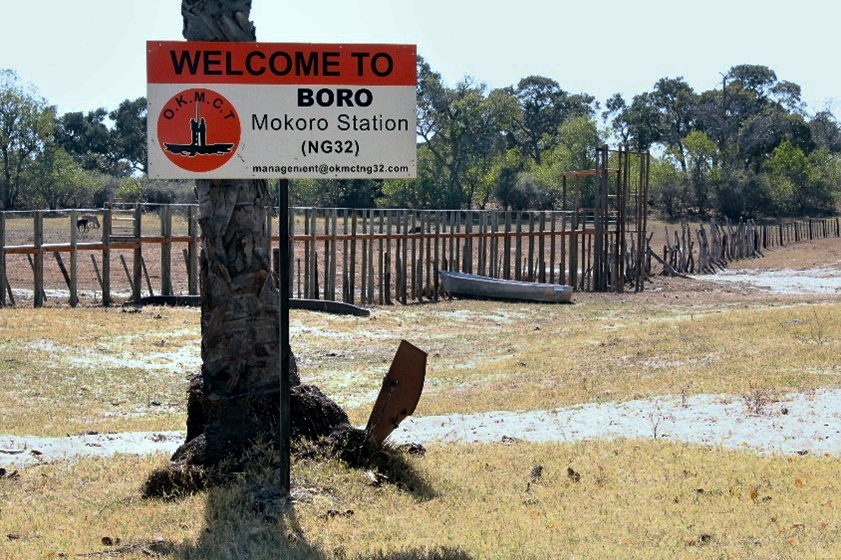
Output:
[{"left": 3, "top": 236, "right": 841, "bottom": 468}]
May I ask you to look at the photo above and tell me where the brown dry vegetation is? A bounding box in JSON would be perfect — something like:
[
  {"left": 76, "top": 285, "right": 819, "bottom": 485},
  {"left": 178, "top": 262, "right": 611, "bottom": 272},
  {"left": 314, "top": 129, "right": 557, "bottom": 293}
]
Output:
[{"left": 3, "top": 227, "right": 841, "bottom": 558}]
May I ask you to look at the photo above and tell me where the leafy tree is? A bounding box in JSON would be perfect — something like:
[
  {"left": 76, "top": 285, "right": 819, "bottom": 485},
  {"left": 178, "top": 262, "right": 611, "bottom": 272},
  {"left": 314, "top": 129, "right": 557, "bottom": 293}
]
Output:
[
  {"left": 726, "top": 64, "right": 778, "bottom": 104},
  {"left": 694, "top": 87, "right": 730, "bottom": 155},
  {"left": 110, "top": 97, "right": 147, "bottom": 174},
  {"left": 115, "top": 176, "right": 144, "bottom": 202},
  {"left": 289, "top": 178, "right": 381, "bottom": 208},
  {"left": 500, "top": 173, "right": 554, "bottom": 211},
  {"left": 550, "top": 115, "right": 601, "bottom": 175},
  {"left": 53, "top": 97, "right": 145, "bottom": 178},
  {"left": 24, "top": 145, "right": 100, "bottom": 209},
  {"left": 545, "top": 115, "right": 602, "bottom": 208},
  {"left": 603, "top": 93, "right": 631, "bottom": 145},
  {"left": 765, "top": 141, "right": 837, "bottom": 216},
  {"left": 506, "top": 76, "right": 595, "bottom": 165},
  {"left": 808, "top": 110, "right": 841, "bottom": 153},
  {"left": 416, "top": 57, "right": 515, "bottom": 208},
  {"left": 0, "top": 69, "right": 54, "bottom": 209},
  {"left": 682, "top": 130, "right": 717, "bottom": 215},
  {"left": 648, "top": 155, "right": 686, "bottom": 218},
  {"left": 713, "top": 167, "right": 773, "bottom": 219},
  {"left": 54, "top": 108, "right": 123, "bottom": 175},
  {"left": 650, "top": 77, "right": 698, "bottom": 171},
  {"left": 604, "top": 91, "right": 661, "bottom": 151}
]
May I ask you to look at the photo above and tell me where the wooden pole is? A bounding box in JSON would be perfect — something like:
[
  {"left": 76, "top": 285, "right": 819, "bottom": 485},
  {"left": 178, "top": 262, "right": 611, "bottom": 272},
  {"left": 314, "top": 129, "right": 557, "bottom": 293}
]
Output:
[
  {"left": 360, "top": 210, "right": 368, "bottom": 304},
  {"left": 349, "top": 210, "right": 357, "bottom": 304},
  {"left": 307, "top": 209, "right": 315, "bottom": 298},
  {"left": 69, "top": 210, "right": 78, "bottom": 306},
  {"left": 0, "top": 211, "right": 6, "bottom": 307},
  {"left": 385, "top": 211, "right": 392, "bottom": 304},
  {"left": 141, "top": 255, "right": 155, "bottom": 296},
  {"left": 120, "top": 254, "right": 136, "bottom": 295},
  {"left": 288, "top": 205, "right": 295, "bottom": 300},
  {"left": 103, "top": 207, "right": 112, "bottom": 306},
  {"left": 161, "top": 205, "right": 172, "bottom": 296},
  {"left": 433, "top": 210, "right": 441, "bottom": 299},
  {"left": 188, "top": 205, "right": 198, "bottom": 295},
  {"left": 410, "top": 211, "right": 417, "bottom": 299},
  {"left": 53, "top": 252, "right": 72, "bottom": 292},
  {"left": 34, "top": 213, "right": 44, "bottom": 308},
  {"left": 330, "top": 208, "right": 337, "bottom": 301},
  {"left": 367, "top": 209, "right": 375, "bottom": 303},
  {"left": 132, "top": 204, "right": 142, "bottom": 302},
  {"left": 90, "top": 254, "right": 104, "bottom": 295},
  {"left": 401, "top": 210, "right": 408, "bottom": 304},
  {"left": 549, "top": 212, "right": 556, "bottom": 284},
  {"left": 342, "top": 208, "right": 349, "bottom": 302},
  {"left": 514, "top": 212, "right": 525, "bottom": 280}
]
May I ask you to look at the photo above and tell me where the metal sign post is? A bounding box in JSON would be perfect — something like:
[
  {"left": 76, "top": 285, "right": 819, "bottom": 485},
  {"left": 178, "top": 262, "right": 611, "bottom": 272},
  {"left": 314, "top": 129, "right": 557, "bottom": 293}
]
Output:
[{"left": 278, "top": 178, "right": 291, "bottom": 495}]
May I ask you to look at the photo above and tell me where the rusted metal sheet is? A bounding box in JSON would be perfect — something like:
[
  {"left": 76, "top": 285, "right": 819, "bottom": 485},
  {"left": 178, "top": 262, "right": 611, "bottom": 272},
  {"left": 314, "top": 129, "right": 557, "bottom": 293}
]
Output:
[{"left": 366, "top": 340, "right": 427, "bottom": 446}]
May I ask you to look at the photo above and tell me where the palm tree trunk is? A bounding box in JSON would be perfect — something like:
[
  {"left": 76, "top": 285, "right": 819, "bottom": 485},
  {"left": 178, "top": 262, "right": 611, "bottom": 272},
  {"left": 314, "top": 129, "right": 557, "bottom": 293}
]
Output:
[
  {"left": 173, "top": 0, "right": 295, "bottom": 466},
  {"left": 164, "top": 0, "right": 366, "bottom": 475}
]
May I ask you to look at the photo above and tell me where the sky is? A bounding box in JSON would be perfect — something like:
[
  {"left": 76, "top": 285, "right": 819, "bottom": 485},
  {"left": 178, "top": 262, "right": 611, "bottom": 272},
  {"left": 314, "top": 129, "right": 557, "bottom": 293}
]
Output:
[{"left": 3, "top": 0, "right": 840, "bottom": 120}]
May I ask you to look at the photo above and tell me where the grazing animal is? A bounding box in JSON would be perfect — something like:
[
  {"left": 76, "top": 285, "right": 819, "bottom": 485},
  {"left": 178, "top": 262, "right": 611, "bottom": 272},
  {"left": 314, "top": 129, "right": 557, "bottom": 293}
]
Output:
[
  {"left": 76, "top": 218, "right": 89, "bottom": 232},
  {"left": 81, "top": 214, "right": 100, "bottom": 229}
]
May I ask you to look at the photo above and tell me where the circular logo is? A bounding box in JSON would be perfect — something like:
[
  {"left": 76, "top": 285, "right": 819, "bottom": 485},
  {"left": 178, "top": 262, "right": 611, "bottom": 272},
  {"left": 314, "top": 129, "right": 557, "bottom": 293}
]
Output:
[{"left": 157, "top": 88, "right": 241, "bottom": 173}]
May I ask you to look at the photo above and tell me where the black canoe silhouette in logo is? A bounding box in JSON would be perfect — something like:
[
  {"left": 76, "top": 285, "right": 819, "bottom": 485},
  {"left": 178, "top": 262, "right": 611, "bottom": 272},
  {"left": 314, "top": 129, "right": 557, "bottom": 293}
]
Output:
[{"left": 164, "top": 116, "right": 233, "bottom": 157}]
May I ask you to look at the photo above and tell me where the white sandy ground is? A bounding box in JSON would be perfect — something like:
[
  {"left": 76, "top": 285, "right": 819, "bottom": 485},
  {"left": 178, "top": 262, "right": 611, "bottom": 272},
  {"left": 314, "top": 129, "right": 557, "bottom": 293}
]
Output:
[
  {"left": 2, "top": 268, "right": 840, "bottom": 469},
  {"left": 695, "top": 267, "right": 841, "bottom": 295},
  {"left": 2, "top": 388, "right": 841, "bottom": 469}
]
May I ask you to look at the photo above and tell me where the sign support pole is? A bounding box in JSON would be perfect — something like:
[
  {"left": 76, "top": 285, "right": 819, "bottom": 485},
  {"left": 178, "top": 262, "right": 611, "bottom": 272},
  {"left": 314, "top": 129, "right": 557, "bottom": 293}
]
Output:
[{"left": 278, "top": 179, "right": 291, "bottom": 497}]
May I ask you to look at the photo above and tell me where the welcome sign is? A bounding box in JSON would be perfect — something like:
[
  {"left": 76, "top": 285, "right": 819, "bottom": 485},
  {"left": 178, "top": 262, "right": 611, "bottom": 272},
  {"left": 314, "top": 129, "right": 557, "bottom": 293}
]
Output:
[{"left": 147, "top": 41, "right": 417, "bottom": 179}]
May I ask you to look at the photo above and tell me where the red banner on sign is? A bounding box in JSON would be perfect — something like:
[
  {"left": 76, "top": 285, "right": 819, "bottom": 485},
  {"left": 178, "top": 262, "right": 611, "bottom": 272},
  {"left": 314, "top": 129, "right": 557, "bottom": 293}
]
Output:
[{"left": 147, "top": 41, "right": 416, "bottom": 86}]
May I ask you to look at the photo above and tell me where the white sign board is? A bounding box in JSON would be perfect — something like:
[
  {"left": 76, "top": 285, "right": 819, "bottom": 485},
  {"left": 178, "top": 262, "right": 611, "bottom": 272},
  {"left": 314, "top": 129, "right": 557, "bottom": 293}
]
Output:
[{"left": 147, "top": 41, "right": 416, "bottom": 179}]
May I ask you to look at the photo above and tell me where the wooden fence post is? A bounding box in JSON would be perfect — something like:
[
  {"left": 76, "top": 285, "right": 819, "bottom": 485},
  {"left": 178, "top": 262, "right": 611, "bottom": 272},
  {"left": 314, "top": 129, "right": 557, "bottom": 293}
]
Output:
[
  {"left": 103, "top": 208, "right": 112, "bottom": 306},
  {"left": 342, "top": 209, "right": 349, "bottom": 302},
  {"left": 132, "top": 204, "right": 142, "bottom": 302},
  {"left": 161, "top": 205, "right": 172, "bottom": 296},
  {"left": 349, "top": 210, "right": 357, "bottom": 304},
  {"left": 288, "top": 206, "right": 295, "bottom": 300},
  {"left": 188, "top": 205, "right": 199, "bottom": 295},
  {"left": 367, "top": 209, "right": 375, "bottom": 303},
  {"left": 0, "top": 212, "right": 5, "bottom": 307},
  {"left": 70, "top": 210, "right": 78, "bottom": 307},
  {"left": 34, "top": 212, "right": 44, "bottom": 308}
]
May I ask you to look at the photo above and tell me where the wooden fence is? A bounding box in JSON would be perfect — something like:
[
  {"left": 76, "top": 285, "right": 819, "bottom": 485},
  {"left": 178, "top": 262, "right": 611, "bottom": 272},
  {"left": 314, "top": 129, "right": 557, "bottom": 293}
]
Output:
[
  {"left": 280, "top": 207, "right": 650, "bottom": 305},
  {"left": 4, "top": 202, "right": 838, "bottom": 308},
  {"left": 660, "top": 217, "right": 841, "bottom": 275},
  {"left": 0, "top": 204, "right": 200, "bottom": 308},
  {"left": 0, "top": 203, "right": 648, "bottom": 308}
]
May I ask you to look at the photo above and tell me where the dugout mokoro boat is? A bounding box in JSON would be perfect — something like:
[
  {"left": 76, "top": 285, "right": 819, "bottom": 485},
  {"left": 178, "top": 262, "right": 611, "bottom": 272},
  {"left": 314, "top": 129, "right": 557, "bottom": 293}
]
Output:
[{"left": 439, "top": 270, "right": 573, "bottom": 303}]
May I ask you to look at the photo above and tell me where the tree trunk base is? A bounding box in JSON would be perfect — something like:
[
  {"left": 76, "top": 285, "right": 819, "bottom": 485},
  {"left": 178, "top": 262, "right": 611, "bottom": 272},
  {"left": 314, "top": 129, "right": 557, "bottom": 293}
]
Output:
[{"left": 142, "top": 375, "right": 373, "bottom": 499}]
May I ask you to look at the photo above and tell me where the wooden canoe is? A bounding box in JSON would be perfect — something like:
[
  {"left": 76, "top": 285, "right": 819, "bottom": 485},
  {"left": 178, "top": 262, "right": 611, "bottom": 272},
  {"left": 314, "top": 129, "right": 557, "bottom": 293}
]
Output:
[{"left": 439, "top": 270, "right": 573, "bottom": 303}]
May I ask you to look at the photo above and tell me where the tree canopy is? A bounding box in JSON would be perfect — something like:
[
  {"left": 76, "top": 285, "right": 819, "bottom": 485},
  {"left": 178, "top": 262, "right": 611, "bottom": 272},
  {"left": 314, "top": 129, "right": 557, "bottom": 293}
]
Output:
[{"left": 1, "top": 60, "right": 839, "bottom": 218}]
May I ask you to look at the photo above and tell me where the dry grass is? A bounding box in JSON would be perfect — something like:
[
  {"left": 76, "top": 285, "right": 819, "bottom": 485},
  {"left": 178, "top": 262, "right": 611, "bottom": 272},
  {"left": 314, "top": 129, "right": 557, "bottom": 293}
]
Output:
[
  {"left": 292, "top": 293, "right": 841, "bottom": 425},
  {"left": 3, "top": 235, "right": 841, "bottom": 558},
  {"left": 0, "top": 307, "right": 198, "bottom": 436},
  {"left": 3, "top": 441, "right": 841, "bottom": 559},
  {"left": 4, "top": 261, "right": 841, "bottom": 435}
]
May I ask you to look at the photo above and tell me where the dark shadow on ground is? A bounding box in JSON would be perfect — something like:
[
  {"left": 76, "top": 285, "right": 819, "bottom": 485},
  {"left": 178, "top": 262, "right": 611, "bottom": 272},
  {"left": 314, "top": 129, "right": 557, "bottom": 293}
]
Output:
[{"left": 144, "top": 444, "right": 470, "bottom": 560}]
